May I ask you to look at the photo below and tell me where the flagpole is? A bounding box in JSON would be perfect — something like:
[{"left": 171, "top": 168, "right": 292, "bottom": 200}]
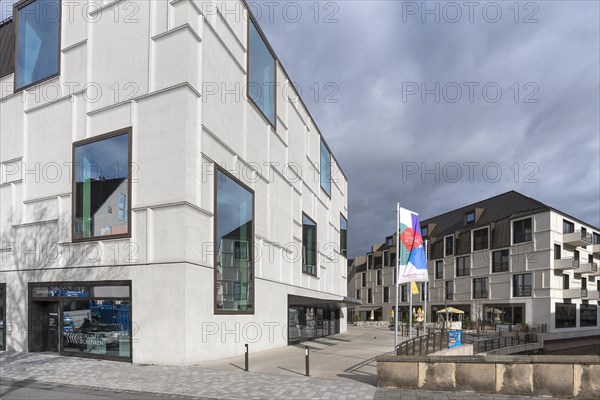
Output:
[
  {"left": 394, "top": 203, "right": 400, "bottom": 350},
  {"left": 424, "top": 240, "right": 429, "bottom": 326},
  {"left": 409, "top": 280, "right": 413, "bottom": 337}
]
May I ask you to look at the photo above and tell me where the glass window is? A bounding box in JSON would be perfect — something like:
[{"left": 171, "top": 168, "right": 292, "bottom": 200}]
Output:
[
  {"left": 445, "top": 236, "right": 454, "bottom": 256},
  {"left": 383, "top": 250, "right": 389, "bottom": 267},
  {"left": 215, "top": 170, "right": 254, "bottom": 312},
  {"left": 582, "top": 277, "right": 587, "bottom": 290},
  {"left": 473, "top": 278, "right": 488, "bottom": 299},
  {"left": 580, "top": 304, "right": 597, "bottom": 327},
  {"left": 367, "top": 254, "right": 373, "bottom": 270},
  {"left": 383, "top": 287, "right": 389, "bottom": 303},
  {"left": 62, "top": 299, "right": 131, "bottom": 359},
  {"left": 513, "top": 218, "right": 532, "bottom": 244},
  {"left": 492, "top": 250, "right": 509, "bottom": 273},
  {"left": 248, "top": 19, "right": 275, "bottom": 125},
  {"left": 456, "top": 256, "right": 470, "bottom": 277},
  {"left": 445, "top": 281, "right": 453, "bottom": 300},
  {"left": 593, "top": 232, "right": 600, "bottom": 245},
  {"left": 563, "top": 220, "right": 575, "bottom": 234},
  {"left": 73, "top": 130, "right": 130, "bottom": 240},
  {"left": 513, "top": 273, "right": 532, "bottom": 297},
  {"left": 377, "top": 270, "right": 382, "bottom": 285},
  {"left": 368, "top": 289, "right": 373, "bottom": 304},
  {"left": 361, "top": 272, "right": 366, "bottom": 287},
  {"left": 15, "top": 0, "right": 60, "bottom": 90},
  {"left": 473, "top": 227, "right": 489, "bottom": 251},
  {"left": 340, "top": 214, "right": 347, "bottom": 258},
  {"left": 554, "top": 244, "right": 561, "bottom": 260},
  {"left": 401, "top": 285, "right": 407, "bottom": 302},
  {"left": 0, "top": 283, "right": 5, "bottom": 351},
  {"left": 302, "top": 214, "right": 317, "bottom": 276},
  {"left": 320, "top": 140, "right": 331, "bottom": 196},
  {"left": 466, "top": 211, "right": 475, "bottom": 224},
  {"left": 393, "top": 267, "right": 397, "bottom": 284},
  {"left": 387, "top": 238, "right": 393, "bottom": 247},
  {"left": 356, "top": 290, "right": 361, "bottom": 300},
  {"left": 421, "top": 226, "right": 428, "bottom": 238},
  {"left": 435, "top": 260, "right": 443, "bottom": 279},
  {"left": 563, "top": 274, "right": 569, "bottom": 289},
  {"left": 555, "top": 303, "right": 576, "bottom": 328}
]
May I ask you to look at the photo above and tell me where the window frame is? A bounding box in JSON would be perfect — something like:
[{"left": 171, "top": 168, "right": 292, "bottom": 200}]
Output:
[
  {"left": 444, "top": 235, "right": 454, "bottom": 256},
  {"left": 361, "top": 272, "right": 366, "bottom": 288},
  {"left": 513, "top": 273, "right": 532, "bottom": 297},
  {"left": 214, "top": 165, "right": 256, "bottom": 315},
  {"left": 383, "top": 250, "right": 390, "bottom": 267},
  {"left": 435, "top": 260, "right": 443, "bottom": 279},
  {"left": 367, "top": 253, "right": 373, "bottom": 270},
  {"left": 492, "top": 249, "right": 509, "bottom": 273},
  {"left": 554, "top": 244, "right": 561, "bottom": 260},
  {"left": 580, "top": 304, "right": 598, "bottom": 327},
  {"left": 456, "top": 256, "right": 470, "bottom": 277},
  {"left": 383, "top": 286, "right": 389, "bottom": 303},
  {"left": 320, "top": 139, "right": 332, "bottom": 197},
  {"left": 340, "top": 214, "right": 348, "bottom": 258},
  {"left": 13, "top": 0, "right": 62, "bottom": 93},
  {"left": 421, "top": 226, "right": 428, "bottom": 238},
  {"left": 445, "top": 281, "right": 454, "bottom": 300},
  {"left": 465, "top": 211, "right": 475, "bottom": 225},
  {"left": 563, "top": 274, "right": 569, "bottom": 290},
  {"left": 562, "top": 219, "right": 575, "bottom": 234},
  {"left": 555, "top": 302, "right": 576, "bottom": 329},
  {"left": 301, "top": 212, "right": 318, "bottom": 277},
  {"left": 512, "top": 217, "right": 533, "bottom": 245},
  {"left": 377, "top": 270, "right": 382, "bottom": 286},
  {"left": 472, "top": 227, "right": 489, "bottom": 251},
  {"left": 246, "top": 16, "right": 277, "bottom": 129},
  {"left": 368, "top": 288, "right": 373, "bottom": 304},
  {"left": 71, "top": 128, "right": 133, "bottom": 243},
  {"left": 473, "top": 277, "right": 488, "bottom": 299}
]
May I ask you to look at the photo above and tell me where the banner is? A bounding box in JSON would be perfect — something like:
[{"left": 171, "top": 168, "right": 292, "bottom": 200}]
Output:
[{"left": 398, "top": 207, "right": 428, "bottom": 283}]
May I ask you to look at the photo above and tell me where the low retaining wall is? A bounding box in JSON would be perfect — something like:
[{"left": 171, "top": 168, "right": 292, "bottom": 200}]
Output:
[
  {"left": 353, "top": 321, "right": 389, "bottom": 328},
  {"left": 376, "top": 354, "right": 600, "bottom": 399},
  {"left": 433, "top": 344, "right": 473, "bottom": 356}
]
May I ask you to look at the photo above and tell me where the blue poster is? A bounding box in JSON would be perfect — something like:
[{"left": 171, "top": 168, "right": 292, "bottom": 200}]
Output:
[{"left": 448, "top": 330, "right": 462, "bottom": 348}]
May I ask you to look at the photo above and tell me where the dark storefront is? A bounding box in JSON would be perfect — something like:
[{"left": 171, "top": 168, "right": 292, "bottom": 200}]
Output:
[
  {"left": 288, "top": 295, "right": 350, "bottom": 344},
  {"left": 484, "top": 304, "right": 525, "bottom": 325},
  {"left": 28, "top": 281, "right": 132, "bottom": 362},
  {"left": 0, "top": 283, "right": 5, "bottom": 351}
]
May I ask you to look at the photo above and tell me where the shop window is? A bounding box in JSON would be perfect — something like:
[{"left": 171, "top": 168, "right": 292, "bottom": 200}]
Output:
[
  {"left": 215, "top": 169, "right": 254, "bottom": 313},
  {"left": 247, "top": 19, "right": 276, "bottom": 126},
  {"left": 580, "top": 304, "right": 598, "bottom": 327},
  {"left": 302, "top": 214, "right": 317, "bottom": 276},
  {"left": 15, "top": 0, "right": 61, "bottom": 90},
  {"left": 555, "top": 303, "right": 576, "bottom": 328},
  {"left": 73, "top": 129, "right": 131, "bottom": 241}
]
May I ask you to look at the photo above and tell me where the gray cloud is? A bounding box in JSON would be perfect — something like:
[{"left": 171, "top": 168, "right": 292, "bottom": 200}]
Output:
[{"left": 257, "top": 0, "right": 600, "bottom": 257}]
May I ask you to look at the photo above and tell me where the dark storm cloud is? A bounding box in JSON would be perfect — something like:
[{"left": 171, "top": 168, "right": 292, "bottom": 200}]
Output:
[{"left": 256, "top": 0, "right": 600, "bottom": 257}]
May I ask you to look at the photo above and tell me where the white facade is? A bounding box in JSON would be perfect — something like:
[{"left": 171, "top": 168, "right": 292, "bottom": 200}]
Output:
[{"left": 0, "top": 0, "right": 348, "bottom": 365}]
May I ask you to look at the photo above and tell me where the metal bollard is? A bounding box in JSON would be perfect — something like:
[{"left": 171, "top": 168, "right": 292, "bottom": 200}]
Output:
[
  {"left": 245, "top": 343, "right": 249, "bottom": 371},
  {"left": 305, "top": 346, "right": 310, "bottom": 376}
]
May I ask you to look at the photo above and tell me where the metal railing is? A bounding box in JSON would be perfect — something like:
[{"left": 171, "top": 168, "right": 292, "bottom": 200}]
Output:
[
  {"left": 396, "top": 331, "right": 449, "bottom": 355},
  {"left": 474, "top": 333, "right": 538, "bottom": 353}
]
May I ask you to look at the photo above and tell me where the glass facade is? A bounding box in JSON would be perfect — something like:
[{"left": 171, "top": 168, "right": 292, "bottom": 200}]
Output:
[
  {"left": 288, "top": 306, "right": 338, "bottom": 343},
  {"left": 248, "top": 19, "right": 275, "bottom": 125},
  {"left": 302, "top": 214, "right": 317, "bottom": 275},
  {"left": 340, "top": 214, "right": 347, "bottom": 257},
  {"left": 73, "top": 131, "right": 130, "bottom": 240},
  {"left": 320, "top": 140, "right": 331, "bottom": 196},
  {"left": 215, "top": 170, "right": 254, "bottom": 312},
  {"left": 15, "top": 0, "right": 60, "bottom": 90}
]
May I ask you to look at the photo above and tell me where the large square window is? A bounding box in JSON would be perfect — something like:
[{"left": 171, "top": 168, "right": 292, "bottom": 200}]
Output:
[
  {"left": 302, "top": 213, "right": 317, "bottom": 276},
  {"left": 513, "top": 273, "right": 532, "bottom": 297},
  {"left": 340, "top": 214, "right": 347, "bottom": 258},
  {"left": 492, "top": 249, "right": 509, "bottom": 272},
  {"left": 15, "top": 0, "right": 61, "bottom": 90},
  {"left": 320, "top": 140, "right": 331, "bottom": 196},
  {"left": 513, "top": 218, "right": 532, "bottom": 244},
  {"left": 456, "top": 256, "right": 470, "bottom": 277},
  {"left": 247, "top": 19, "right": 276, "bottom": 126},
  {"left": 73, "top": 130, "right": 131, "bottom": 241},
  {"left": 215, "top": 169, "right": 254, "bottom": 313},
  {"left": 473, "top": 278, "right": 488, "bottom": 299}
]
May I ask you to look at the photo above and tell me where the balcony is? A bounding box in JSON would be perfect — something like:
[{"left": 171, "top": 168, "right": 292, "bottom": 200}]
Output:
[
  {"left": 579, "top": 262, "right": 599, "bottom": 276},
  {"left": 563, "top": 230, "right": 592, "bottom": 247},
  {"left": 562, "top": 289, "right": 582, "bottom": 298},
  {"left": 583, "top": 290, "right": 599, "bottom": 300},
  {"left": 554, "top": 257, "right": 579, "bottom": 270},
  {"left": 592, "top": 244, "right": 600, "bottom": 256}
]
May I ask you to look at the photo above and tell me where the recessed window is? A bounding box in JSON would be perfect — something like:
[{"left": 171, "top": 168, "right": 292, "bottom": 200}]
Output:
[
  {"left": 215, "top": 169, "right": 254, "bottom": 313},
  {"left": 320, "top": 140, "right": 331, "bottom": 196},
  {"left": 401, "top": 285, "right": 407, "bottom": 302},
  {"left": 554, "top": 244, "right": 561, "bottom": 260},
  {"left": 574, "top": 250, "right": 580, "bottom": 264},
  {"left": 383, "top": 250, "right": 390, "bottom": 267},
  {"left": 387, "top": 237, "right": 393, "bottom": 247},
  {"left": 367, "top": 254, "right": 373, "bottom": 270},
  {"left": 368, "top": 288, "right": 373, "bottom": 304},
  {"left": 473, "top": 278, "right": 488, "bottom": 299},
  {"left": 593, "top": 232, "right": 600, "bottom": 245},
  {"left": 466, "top": 211, "right": 475, "bottom": 224},
  {"left": 15, "top": 0, "right": 61, "bottom": 90},
  {"left": 356, "top": 290, "right": 361, "bottom": 300},
  {"left": 492, "top": 249, "right": 509, "bottom": 273},
  {"left": 247, "top": 19, "right": 275, "bottom": 126},
  {"left": 435, "top": 260, "right": 443, "bottom": 279},
  {"left": 473, "top": 227, "right": 489, "bottom": 251},
  {"left": 582, "top": 277, "right": 587, "bottom": 291},
  {"left": 302, "top": 214, "right": 317, "bottom": 276},
  {"left": 445, "top": 281, "right": 453, "bottom": 300},
  {"left": 563, "top": 219, "right": 575, "bottom": 234},
  {"left": 456, "top": 256, "right": 470, "bottom": 277},
  {"left": 445, "top": 236, "right": 454, "bottom": 256},
  {"left": 421, "top": 226, "right": 428, "bottom": 238},
  {"left": 73, "top": 130, "right": 131, "bottom": 241},
  {"left": 513, "top": 218, "right": 532, "bottom": 244},
  {"left": 393, "top": 267, "right": 397, "bottom": 284},
  {"left": 377, "top": 270, "right": 382, "bottom": 285},
  {"left": 581, "top": 304, "right": 597, "bottom": 327},
  {"left": 361, "top": 272, "right": 366, "bottom": 287},
  {"left": 340, "top": 214, "right": 347, "bottom": 258},
  {"left": 555, "top": 303, "right": 576, "bottom": 328},
  {"left": 0, "top": 283, "right": 5, "bottom": 351},
  {"left": 563, "top": 274, "right": 569, "bottom": 289},
  {"left": 513, "top": 273, "right": 532, "bottom": 297},
  {"left": 383, "top": 287, "right": 389, "bottom": 303}
]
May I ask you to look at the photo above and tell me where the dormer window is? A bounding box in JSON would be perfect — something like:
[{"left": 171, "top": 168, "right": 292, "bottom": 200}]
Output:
[
  {"left": 15, "top": 0, "right": 61, "bottom": 91},
  {"left": 421, "top": 226, "right": 428, "bottom": 238},
  {"left": 466, "top": 211, "right": 475, "bottom": 225}
]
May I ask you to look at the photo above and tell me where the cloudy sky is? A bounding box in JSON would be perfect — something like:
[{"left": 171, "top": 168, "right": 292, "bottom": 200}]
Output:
[
  {"left": 252, "top": 0, "right": 600, "bottom": 257},
  {"left": 2, "top": 1, "right": 598, "bottom": 259}
]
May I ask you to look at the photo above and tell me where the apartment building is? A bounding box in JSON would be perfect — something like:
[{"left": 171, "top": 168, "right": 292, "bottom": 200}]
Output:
[
  {"left": 348, "top": 191, "right": 600, "bottom": 339},
  {"left": 0, "top": 0, "right": 349, "bottom": 365}
]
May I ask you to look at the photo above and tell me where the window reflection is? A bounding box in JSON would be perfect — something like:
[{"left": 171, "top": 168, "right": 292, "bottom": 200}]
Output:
[
  {"left": 15, "top": 0, "right": 60, "bottom": 90},
  {"left": 302, "top": 214, "right": 317, "bottom": 275},
  {"left": 248, "top": 19, "right": 275, "bottom": 125},
  {"left": 340, "top": 214, "right": 347, "bottom": 257},
  {"left": 215, "top": 170, "right": 254, "bottom": 312},
  {"left": 74, "top": 131, "right": 130, "bottom": 240},
  {"left": 320, "top": 140, "right": 331, "bottom": 195}
]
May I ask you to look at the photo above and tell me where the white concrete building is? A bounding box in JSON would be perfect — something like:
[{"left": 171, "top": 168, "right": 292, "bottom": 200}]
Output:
[
  {"left": 0, "top": 0, "right": 350, "bottom": 365},
  {"left": 349, "top": 191, "right": 600, "bottom": 342}
]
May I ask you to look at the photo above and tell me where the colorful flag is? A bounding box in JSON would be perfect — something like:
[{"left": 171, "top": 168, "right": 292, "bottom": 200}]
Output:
[{"left": 398, "top": 207, "right": 428, "bottom": 283}]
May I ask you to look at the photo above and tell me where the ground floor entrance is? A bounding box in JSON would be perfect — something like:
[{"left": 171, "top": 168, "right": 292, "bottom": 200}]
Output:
[
  {"left": 28, "top": 281, "right": 132, "bottom": 362},
  {"left": 287, "top": 295, "right": 344, "bottom": 344}
]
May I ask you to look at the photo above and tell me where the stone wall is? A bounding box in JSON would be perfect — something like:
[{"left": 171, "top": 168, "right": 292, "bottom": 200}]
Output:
[{"left": 377, "top": 355, "right": 600, "bottom": 399}]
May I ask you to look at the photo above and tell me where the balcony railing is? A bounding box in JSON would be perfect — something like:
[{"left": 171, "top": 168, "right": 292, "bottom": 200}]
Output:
[
  {"left": 563, "top": 230, "right": 592, "bottom": 247},
  {"left": 579, "top": 262, "right": 599, "bottom": 275},
  {"left": 592, "top": 243, "right": 600, "bottom": 256},
  {"left": 563, "top": 288, "right": 582, "bottom": 298},
  {"left": 554, "top": 257, "right": 579, "bottom": 270}
]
